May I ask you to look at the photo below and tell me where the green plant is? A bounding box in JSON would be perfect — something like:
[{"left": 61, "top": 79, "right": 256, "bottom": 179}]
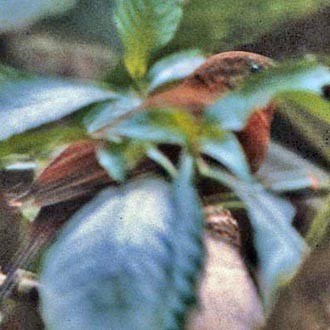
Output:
[{"left": 0, "top": 1, "right": 329, "bottom": 329}]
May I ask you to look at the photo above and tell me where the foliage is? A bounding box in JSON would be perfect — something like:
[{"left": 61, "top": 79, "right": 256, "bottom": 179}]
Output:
[
  {"left": 0, "top": 77, "right": 114, "bottom": 141},
  {"left": 114, "top": 0, "right": 183, "bottom": 78},
  {"left": 40, "top": 165, "right": 203, "bottom": 330},
  {"left": 198, "top": 162, "right": 309, "bottom": 306},
  {"left": 0, "top": 0, "right": 329, "bottom": 328}
]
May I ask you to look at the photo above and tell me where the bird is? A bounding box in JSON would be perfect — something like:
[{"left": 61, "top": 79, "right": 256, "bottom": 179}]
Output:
[{"left": 0, "top": 51, "right": 275, "bottom": 301}]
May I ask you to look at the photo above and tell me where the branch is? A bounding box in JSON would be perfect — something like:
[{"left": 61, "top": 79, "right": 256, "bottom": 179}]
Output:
[{"left": 0, "top": 269, "right": 39, "bottom": 302}]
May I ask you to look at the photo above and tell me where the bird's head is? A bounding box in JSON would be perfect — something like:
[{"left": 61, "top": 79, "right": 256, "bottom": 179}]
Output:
[{"left": 186, "top": 51, "right": 274, "bottom": 93}]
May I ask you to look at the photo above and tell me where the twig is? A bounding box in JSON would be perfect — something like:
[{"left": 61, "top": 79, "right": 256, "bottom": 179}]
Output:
[{"left": 0, "top": 269, "right": 39, "bottom": 302}]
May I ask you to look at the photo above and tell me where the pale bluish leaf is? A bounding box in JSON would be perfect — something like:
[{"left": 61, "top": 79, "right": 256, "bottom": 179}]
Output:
[
  {"left": 103, "top": 109, "right": 197, "bottom": 145},
  {"left": 146, "top": 145, "right": 178, "bottom": 178},
  {"left": 40, "top": 175, "right": 203, "bottom": 330},
  {"left": 198, "top": 162, "right": 309, "bottom": 308},
  {"left": 83, "top": 93, "right": 142, "bottom": 133},
  {"left": 201, "top": 132, "right": 252, "bottom": 182},
  {"left": 258, "top": 142, "right": 330, "bottom": 192},
  {"left": 148, "top": 50, "right": 205, "bottom": 92},
  {"left": 97, "top": 147, "right": 126, "bottom": 182},
  {"left": 0, "top": 78, "right": 115, "bottom": 141}
]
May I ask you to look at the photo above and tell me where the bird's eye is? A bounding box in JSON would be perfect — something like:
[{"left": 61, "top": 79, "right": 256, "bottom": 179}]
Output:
[
  {"left": 322, "top": 85, "right": 330, "bottom": 100},
  {"left": 250, "top": 63, "right": 262, "bottom": 73}
]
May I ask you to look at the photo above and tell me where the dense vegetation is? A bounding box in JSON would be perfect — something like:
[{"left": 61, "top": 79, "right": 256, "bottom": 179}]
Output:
[{"left": 0, "top": 1, "right": 329, "bottom": 329}]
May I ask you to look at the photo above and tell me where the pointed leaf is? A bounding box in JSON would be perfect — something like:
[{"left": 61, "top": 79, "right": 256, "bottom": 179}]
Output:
[
  {"left": 114, "top": 0, "right": 183, "bottom": 78},
  {"left": 96, "top": 146, "right": 127, "bottom": 183},
  {"left": 201, "top": 132, "right": 252, "bottom": 182},
  {"left": 146, "top": 145, "right": 177, "bottom": 179}
]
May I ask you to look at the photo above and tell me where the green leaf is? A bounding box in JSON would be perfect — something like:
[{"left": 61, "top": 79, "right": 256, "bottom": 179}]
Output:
[
  {"left": 279, "top": 91, "right": 330, "bottom": 125},
  {"left": 198, "top": 162, "right": 309, "bottom": 308},
  {"left": 207, "top": 60, "right": 330, "bottom": 131},
  {"left": 147, "top": 49, "right": 205, "bottom": 92},
  {"left": 306, "top": 195, "right": 330, "bottom": 249},
  {"left": 258, "top": 143, "right": 330, "bottom": 192},
  {"left": 0, "top": 76, "right": 115, "bottom": 141},
  {"left": 0, "top": 119, "right": 87, "bottom": 164},
  {"left": 40, "top": 176, "right": 203, "bottom": 330},
  {"left": 0, "top": 0, "right": 78, "bottom": 32},
  {"left": 201, "top": 132, "right": 252, "bottom": 182},
  {"left": 114, "top": 0, "right": 183, "bottom": 78},
  {"left": 277, "top": 96, "right": 330, "bottom": 164}
]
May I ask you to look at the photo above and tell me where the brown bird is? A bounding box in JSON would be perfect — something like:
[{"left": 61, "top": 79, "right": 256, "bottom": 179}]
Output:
[{"left": 0, "top": 51, "right": 275, "bottom": 301}]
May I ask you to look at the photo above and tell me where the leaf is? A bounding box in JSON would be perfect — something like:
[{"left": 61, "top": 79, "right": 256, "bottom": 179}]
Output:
[
  {"left": 114, "top": 0, "right": 183, "bottom": 78},
  {"left": 306, "top": 195, "right": 330, "bottom": 249},
  {"left": 278, "top": 98, "right": 330, "bottom": 164},
  {"left": 198, "top": 162, "right": 309, "bottom": 308},
  {"left": 147, "top": 49, "right": 205, "bottom": 92},
  {"left": 0, "top": 0, "right": 78, "bottom": 32},
  {"left": 201, "top": 132, "right": 252, "bottom": 182},
  {"left": 40, "top": 175, "right": 204, "bottom": 330},
  {"left": 96, "top": 140, "right": 148, "bottom": 183},
  {"left": 280, "top": 91, "right": 330, "bottom": 125},
  {"left": 96, "top": 146, "right": 127, "bottom": 183},
  {"left": 258, "top": 142, "right": 330, "bottom": 192},
  {"left": 166, "top": 154, "right": 204, "bottom": 328},
  {"left": 0, "top": 76, "right": 115, "bottom": 141},
  {"left": 83, "top": 93, "right": 142, "bottom": 134},
  {"left": 0, "top": 119, "right": 87, "bottom": 164},
  {"left": 146, "top": 145, "right": 177, "bottom": 179},
  {"left": 207, "top": 60, "right": 330, "bottom": 131},
  {"left": 103, "top": 108, "right": 198, "bottom": 145}
]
